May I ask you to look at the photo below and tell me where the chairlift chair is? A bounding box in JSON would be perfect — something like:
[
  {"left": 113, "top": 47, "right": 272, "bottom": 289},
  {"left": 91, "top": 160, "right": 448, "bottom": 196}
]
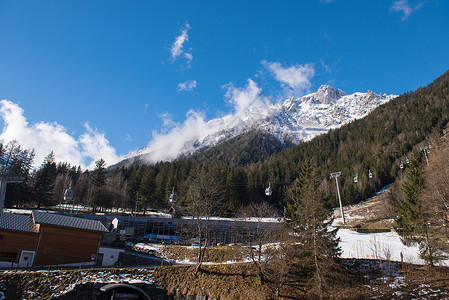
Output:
[
  {"left": 368, "top": 170, "right": 373, "bottom": 179},
  {"left": 63, "top": 188, "right": 73, "bottom": 201},
  {"left": 400, "top": 163, "right": 404, "bottom": 169},
  {"left": 265, "top": 183, "right": 272, "bottom": 196},
  {"left": 169, "top": 187, "right": 177, "bottom": 203},
  {"left": 353, "top": 176, "right": 358, "bottom": 183},
  {"left": 63, "top": 180, "right": 73, "bottom": 201}
]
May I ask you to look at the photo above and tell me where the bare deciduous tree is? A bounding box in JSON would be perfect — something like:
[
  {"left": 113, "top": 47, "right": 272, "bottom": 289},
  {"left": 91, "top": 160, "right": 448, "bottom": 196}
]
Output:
[
  {"left": 421, "top": 139, "right": 449, "bottom": 231},
  {"left": 238, "top": 201, "right": 279, "bottom": 283},
  {"left": 185, "top": 166, "right": 227, "bottom": 273}
]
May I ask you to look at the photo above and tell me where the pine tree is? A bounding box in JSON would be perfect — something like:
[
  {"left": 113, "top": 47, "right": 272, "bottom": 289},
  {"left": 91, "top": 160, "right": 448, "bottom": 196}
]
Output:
[
  {"left": 392, "top": 150, "right": 445, "bottom": 265},
  {"left": 88, "top": 158, "right": 107, "bottom": 212},
  {"left": 139, "top": 167, "right": 157, "bottom": 215},
  {"left": 91, "top": 158, "right": 107, "bottom": 187},
  {"left": 33, "top": 152, "right": 57, "bottom": 209},
  {"left": 284, "top": 162, "right": 341, "bottom": 299},
  {"left": 284, "top": 161, "right": 312, "bottom": 226},
  {"left": 126, "top": 166, "right": 143, "bottom": 213},
  {"left": 395, "top": 152, "right": 424, "bottom": 241}
]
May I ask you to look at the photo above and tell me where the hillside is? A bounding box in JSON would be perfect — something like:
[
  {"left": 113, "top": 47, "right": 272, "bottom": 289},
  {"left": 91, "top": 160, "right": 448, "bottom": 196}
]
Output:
[
  {"left": 117, "top": 85, "right": 396, "bottom": 167},
  {"left": 12, "top": 71, "right": 448, "bottom": 213},
  {"left": 113, "top": 130, "right": 287, "bottom": 169},
  {"left": 186, "top": 130, "right": 287, "bottom": 167},
  {"left": 245, "top": 69, "right": 449, "bottom": 205},
  {"left": 111, "top": 70, "right": 449, "bottom": 212}
]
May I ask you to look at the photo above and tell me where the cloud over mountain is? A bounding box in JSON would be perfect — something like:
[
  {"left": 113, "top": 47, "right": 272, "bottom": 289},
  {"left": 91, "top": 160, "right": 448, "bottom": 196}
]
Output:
[
  {"left": 122, "top": 84, "right": 396, "bottom": 166},
  {"left": 262, "top": 60, "right": 315, "bottom": 94}
]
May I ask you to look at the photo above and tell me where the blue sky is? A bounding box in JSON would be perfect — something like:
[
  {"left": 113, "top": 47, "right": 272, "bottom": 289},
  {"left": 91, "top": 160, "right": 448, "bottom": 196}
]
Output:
[{"left": 0, "top": 0, "right": 448, "bottom": 169}]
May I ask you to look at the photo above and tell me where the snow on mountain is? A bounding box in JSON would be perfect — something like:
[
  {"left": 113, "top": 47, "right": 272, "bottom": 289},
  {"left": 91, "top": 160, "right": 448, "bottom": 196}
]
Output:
[{"left": 124, "top": 85, "right": 397, "bottom": 164}]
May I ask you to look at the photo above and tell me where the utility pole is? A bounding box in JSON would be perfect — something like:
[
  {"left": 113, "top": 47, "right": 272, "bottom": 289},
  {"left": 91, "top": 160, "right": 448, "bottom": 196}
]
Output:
[{"left": 330, "top": 171, "right": 345, "bottom": 224}]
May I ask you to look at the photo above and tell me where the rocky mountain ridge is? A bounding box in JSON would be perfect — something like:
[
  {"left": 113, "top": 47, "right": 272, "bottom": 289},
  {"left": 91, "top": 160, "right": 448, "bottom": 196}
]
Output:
[{"left": 123, "top": 85, "right": 397, "bottom": 165}]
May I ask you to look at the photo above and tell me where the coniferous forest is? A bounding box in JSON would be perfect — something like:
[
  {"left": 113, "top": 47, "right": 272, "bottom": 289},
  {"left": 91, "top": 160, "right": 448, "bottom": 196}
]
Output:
[{"left": 3, "top": 70, "right": 449, "bottom": 215}]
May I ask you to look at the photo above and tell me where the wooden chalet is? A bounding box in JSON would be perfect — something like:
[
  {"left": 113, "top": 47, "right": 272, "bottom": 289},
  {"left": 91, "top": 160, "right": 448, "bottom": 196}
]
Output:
[
  {"left": 0, "top": 212, "right": 39, "bottom": 267},
  {"left": 0, "top": 211, "right": 108, "bottom": 267}
]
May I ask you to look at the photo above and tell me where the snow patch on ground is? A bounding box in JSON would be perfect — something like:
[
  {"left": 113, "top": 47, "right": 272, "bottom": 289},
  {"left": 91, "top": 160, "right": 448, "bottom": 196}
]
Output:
[{"left": 337, "top": 229, "right": 449, "bottom": 266}]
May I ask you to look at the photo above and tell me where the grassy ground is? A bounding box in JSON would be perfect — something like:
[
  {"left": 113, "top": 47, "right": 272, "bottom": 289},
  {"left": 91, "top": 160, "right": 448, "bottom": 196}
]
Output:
[
  {"left": 159, "top": 244, "right": 248, "bottom": 263},
  {"left": 1, "top": 260, "right": 449, "bottom": 299}
]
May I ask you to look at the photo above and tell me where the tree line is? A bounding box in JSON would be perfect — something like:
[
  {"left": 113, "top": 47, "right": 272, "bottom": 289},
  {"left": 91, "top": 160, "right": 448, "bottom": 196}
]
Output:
[
  {"left": 389, "top": 131, "right": 449, "bottom": 265},
  {"left": 3, "top": 70, "right": 449, "bottom": 216}
]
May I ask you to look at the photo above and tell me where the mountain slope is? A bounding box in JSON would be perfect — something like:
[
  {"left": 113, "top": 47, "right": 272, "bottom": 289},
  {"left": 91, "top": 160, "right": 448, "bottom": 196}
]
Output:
[
  {"left": 120, "top": 85, "right": 396, "bottom": 167},
  {"left": 115, "top": 70, "right": 449, "bottom": 212},
  {"left": 186, "top": 130, "right": 287, "bottom": 167},
  {"left": 246, "top": 70, "right": 449, "bottom": 205}
]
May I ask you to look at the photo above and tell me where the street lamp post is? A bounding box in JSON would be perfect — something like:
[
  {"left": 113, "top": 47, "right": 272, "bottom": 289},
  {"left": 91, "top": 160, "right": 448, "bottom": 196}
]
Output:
[{"left": 330, "top": 171, "right": 345, "bottom": 224}]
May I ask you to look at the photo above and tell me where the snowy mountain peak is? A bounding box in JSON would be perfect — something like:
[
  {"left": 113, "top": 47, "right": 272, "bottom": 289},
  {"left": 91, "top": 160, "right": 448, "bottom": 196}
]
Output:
[
  {"left": 122, "top": 86, "right": 398, "bottom": 166},
  {"left": 303, "top": 85, "right": 346, "bottom": 104}
]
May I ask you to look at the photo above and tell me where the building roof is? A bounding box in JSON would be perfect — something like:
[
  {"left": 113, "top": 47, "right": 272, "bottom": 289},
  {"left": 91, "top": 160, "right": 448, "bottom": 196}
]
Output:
[
  {"left": 32, "top": 211, "right": 109, "bottom": 233},
  {"left": 0, "top": 212, "right": 39, "bottom": 233}
]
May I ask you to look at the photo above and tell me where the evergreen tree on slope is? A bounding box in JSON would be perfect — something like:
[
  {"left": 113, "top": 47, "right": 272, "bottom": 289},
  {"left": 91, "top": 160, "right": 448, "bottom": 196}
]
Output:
[
  {"left": 284, "top": 161, "right": 341, "bottom": 299},
  {"left": 391, "top": 151, "right": 445, "bottom": 265},
  {"left": 34, "top": 152, "right": 57, "bottom": 209}
]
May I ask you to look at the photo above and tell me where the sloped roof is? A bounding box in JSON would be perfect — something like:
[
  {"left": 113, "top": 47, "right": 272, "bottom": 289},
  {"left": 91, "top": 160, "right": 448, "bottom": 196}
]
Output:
[
  {"left": 32, "top": 211, "right": 109, "bottom": 233},
  {"left": 0, "top": 212, "right": 39, "bottom": 233}
]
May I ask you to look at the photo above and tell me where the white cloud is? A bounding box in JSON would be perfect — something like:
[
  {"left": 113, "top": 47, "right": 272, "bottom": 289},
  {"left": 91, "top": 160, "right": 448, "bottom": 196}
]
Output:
[
  {"left": 170, "top": 22, "right": 193, "bottom": 66},
  {"left": 320, "top": 59, "right": 332, "bottom": 73},
  {"left": 157, "top": 112, "right": 179, "bottom": 130},
  {"left": 390, "top": 0, "right": 423, "bottom": 21},
  {"left": 137, "top": 78, "right": 274, "bottom": 164},
  {"left": 223, "top": 79, "right": 270, "bottom": 116},
  {"left": 147, "top": 110, "right": 210, "bottom": 162},
  {"left": 184, "top": 52, "right": 193, "bottom": 64},
  {"left": 79, "top": 123, "right": 120, "bottom": 169},
  {"left": 0, "top": 100, "right": 120, "bottom": 170},
  {"left": 262, "top": 60, "right": 315, "bottom": 94},
  {"left": 177, "top": 80, "right": 197, "bottom": 92}
]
